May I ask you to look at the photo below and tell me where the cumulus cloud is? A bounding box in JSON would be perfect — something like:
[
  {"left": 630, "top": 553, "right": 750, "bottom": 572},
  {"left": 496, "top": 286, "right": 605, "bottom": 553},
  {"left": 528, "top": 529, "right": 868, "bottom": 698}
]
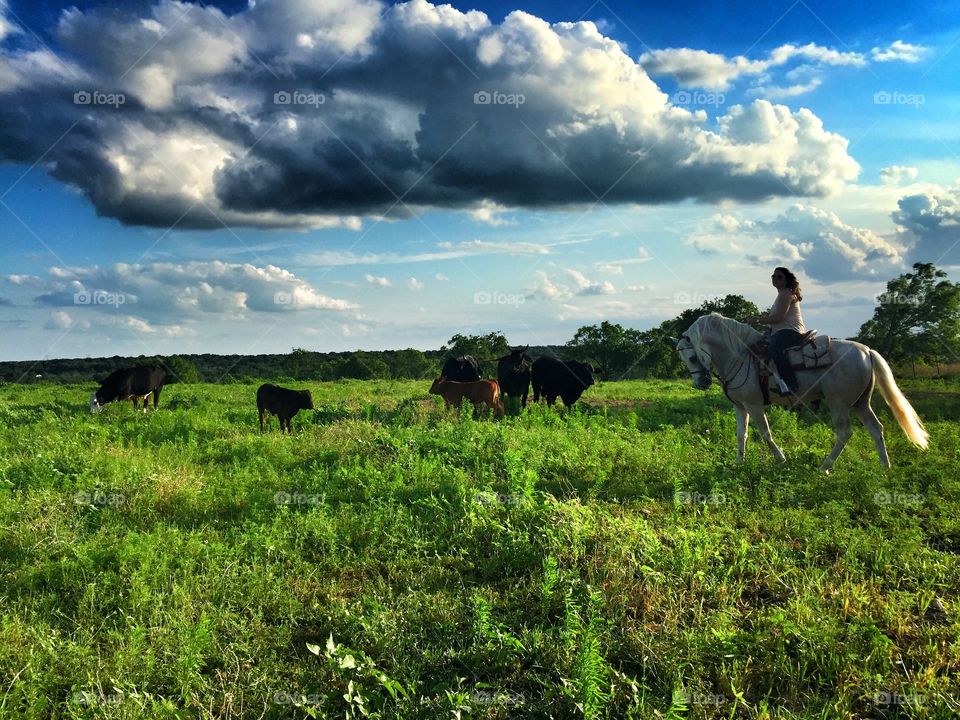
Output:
[
  {"left": 406, "top": 276, "right": 424, "bottom": 290},
  {"left": 893, "top": 186, "right": 960, "bottom": 264},
  {"left": 742, "top": 204, "right": 904, "bottom": 281},
  {"left": 0, "top": 0, "right": 862, "bottom": 231},
  {"left": 469, "top": 199, "right": 516, "bottom": 226},
  {"left": 880, "top": 165, "right": 919, "bottom": 186},
  {"left": 871, "top": 40, "right": 927, "bottom": 63},
  {"left": 527, "top": 268, "right": 615, "bottom": 300},
  {"left": 364, "top": 273, "right": 391, "bottom": 286},
  {"left": 5, "top": 261, "right": 356, "bottom": 327},
  {"left": 641, "top": 41, "right": 867, "bottom": 92}
]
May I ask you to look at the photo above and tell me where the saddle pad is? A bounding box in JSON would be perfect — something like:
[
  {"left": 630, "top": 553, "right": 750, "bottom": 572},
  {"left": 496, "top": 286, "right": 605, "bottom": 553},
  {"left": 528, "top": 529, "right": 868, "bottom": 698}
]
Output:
[{"left": 786, "top": 335, "right": 832, "bottom": 369}]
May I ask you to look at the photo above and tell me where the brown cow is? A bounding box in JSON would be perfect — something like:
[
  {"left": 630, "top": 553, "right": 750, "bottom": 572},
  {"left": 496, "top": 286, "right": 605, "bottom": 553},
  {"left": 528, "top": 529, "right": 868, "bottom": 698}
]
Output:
[{"left": 429, "top": 377, "right": 505, "bottom": 418}]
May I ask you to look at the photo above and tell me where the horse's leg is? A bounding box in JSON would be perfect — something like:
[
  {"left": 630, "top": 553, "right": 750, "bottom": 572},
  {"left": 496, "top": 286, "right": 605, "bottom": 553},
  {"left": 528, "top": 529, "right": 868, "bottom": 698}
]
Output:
[
  {"left": 735, "top": 405, "right": 750, "bottom": 463},
  {"left": 857, "top": 403, "right": 889, "bottom": 468},
  {"left": 821, "top": 404, "right": 853, "bottom": 471},
  {"left": 746, "top": 405, "right": 786, "bottom": 462}
]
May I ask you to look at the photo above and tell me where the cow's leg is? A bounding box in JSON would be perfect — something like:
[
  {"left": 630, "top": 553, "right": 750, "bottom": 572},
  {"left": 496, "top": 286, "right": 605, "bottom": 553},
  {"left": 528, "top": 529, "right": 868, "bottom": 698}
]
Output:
[
  {"left": 533, "top": 387, "right": 541, "bottom": 403},
  {"left": 259, "top": 409, "right": 265, "bottom": 432},
  {"left": 821, "top": 404, "right": 853, "bottom": 472},
  {"left": 856, "top": 403, "right": 889, "bottom": 468},
  {"left": 746, "top": 405, "right": 786, "bottom": 462},
  {"left": 142, "top": 393, "right": 150, "bottom": 413},
  {"left": 131, "top": 396, "right": 138, "bottom": 410},
  {"left": 153, "top": 387, "right": 162, "bottom": 409},
  {"left": 546, "top": 394, "right": 556, "bottom": 406},
  {"left": 735, "top": 405, "right": 749, "bottom": 463},
  {"left": 521, "top": 390, "right": 528, "bottom": 408}
]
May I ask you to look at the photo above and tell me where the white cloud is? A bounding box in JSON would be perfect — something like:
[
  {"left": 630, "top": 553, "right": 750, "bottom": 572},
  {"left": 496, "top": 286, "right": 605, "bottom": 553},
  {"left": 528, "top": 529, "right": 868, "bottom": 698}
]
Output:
[
  {"left": 364, "top": 273, "right": 391, "bottom": 287},
  {"left": 435, "top": 273, "right": 449, "bottom": 281},
  {"left": 7, "top": 262, "right": 356, "bottom": 327},
  {"left": 880, "top": 165, "right": 919, "bottom": 186},
  {"left": 742, "top": 204, "right": 904, "bottom": 280},
  {"left": 469, "top": 199, "right": 516, "bottom": 226},
  {"left": 0, "top": 0, "right": 863, "bottom": 229},
  {"left": 640, "top": 41, "right": 867, "bottom": 91},
  {"left": 407, "top": 276, "right": 424, "bottom": 290},
  {"left": 893, "top": 185, "right": 960, "bottom": 264},
  {"left": 871, "top": 40, "right": 927, "bottom": 63}
]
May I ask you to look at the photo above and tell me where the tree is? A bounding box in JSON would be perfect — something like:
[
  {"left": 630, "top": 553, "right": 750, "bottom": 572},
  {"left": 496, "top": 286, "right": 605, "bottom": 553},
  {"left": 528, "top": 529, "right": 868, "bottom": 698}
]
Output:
[
  {"left": 164, "top": 356, "right": 201, "bottom": 383},
  {"left": 567, "top": 321, "right": 643, "bottom": 379},
  {"left": 857, "top": 263, "right": 960, "bottom": 369},
  {"left": 637, "top": 294, "right": 760, "bottom": 378},
  {"left": 441, "top": 332, "right": 510, "bottom": 361}
]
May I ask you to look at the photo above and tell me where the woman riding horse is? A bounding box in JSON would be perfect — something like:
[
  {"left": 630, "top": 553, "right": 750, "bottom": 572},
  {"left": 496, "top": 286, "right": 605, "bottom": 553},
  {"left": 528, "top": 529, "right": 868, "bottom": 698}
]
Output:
[{"left": 744, "top": 266, "right": 804, "bottom": 396}]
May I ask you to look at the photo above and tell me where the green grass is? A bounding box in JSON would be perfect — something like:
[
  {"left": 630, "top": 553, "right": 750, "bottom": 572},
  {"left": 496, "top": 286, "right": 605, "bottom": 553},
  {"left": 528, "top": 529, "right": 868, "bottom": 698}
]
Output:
[{"left": 0, "top": 378, "right": 958, "bottom": 719}]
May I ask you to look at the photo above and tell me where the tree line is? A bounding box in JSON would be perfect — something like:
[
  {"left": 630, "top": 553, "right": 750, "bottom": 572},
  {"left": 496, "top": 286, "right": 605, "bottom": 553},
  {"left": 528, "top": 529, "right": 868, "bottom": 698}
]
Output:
[{"left": 2, "top": 263, "right": 957, "bottom": 384}]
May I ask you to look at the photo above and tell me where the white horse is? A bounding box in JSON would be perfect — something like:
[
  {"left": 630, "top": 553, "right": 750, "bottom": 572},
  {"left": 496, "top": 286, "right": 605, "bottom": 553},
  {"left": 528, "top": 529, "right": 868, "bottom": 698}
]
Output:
[{"left": 674, "top": 313, "right": 928, "bottom": 470}]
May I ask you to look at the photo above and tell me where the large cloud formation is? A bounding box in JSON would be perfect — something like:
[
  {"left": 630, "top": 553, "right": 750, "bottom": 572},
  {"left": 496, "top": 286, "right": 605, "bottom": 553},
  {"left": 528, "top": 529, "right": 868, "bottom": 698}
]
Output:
[{"left": 0, "top": 0, "right": 861, "bottom": 230}]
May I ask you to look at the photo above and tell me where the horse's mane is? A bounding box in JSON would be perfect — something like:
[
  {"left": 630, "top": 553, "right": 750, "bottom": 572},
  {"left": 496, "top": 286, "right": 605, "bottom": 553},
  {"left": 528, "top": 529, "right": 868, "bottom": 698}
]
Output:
[{"left": 687, "top": 313, "right": 761, "bottom": 355}]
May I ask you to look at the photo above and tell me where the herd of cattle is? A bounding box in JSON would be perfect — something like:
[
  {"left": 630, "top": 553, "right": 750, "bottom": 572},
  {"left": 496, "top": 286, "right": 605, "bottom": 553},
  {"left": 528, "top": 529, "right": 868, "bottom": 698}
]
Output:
[{"left": 87, "top": 347, "right": 598, "bottom": 432}]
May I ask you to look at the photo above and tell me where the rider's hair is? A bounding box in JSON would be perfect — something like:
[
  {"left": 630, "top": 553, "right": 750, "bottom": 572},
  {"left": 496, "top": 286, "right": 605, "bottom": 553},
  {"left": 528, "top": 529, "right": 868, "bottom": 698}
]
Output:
[{"left": 774, "top": 266, "right": 802, "bottom": 302}]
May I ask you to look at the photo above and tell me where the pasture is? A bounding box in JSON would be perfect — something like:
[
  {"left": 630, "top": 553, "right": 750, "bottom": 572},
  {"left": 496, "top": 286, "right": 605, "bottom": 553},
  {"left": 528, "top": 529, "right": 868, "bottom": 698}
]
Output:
[{"left": 1, "top": 377, "right": 958, "bottom": 719}]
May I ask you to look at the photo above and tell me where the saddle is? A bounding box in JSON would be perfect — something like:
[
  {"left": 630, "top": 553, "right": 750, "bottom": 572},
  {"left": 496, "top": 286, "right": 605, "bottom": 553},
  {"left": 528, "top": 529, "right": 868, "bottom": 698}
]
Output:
[{"left": 748, "top": 331, "right": 832, "bottom": 405}]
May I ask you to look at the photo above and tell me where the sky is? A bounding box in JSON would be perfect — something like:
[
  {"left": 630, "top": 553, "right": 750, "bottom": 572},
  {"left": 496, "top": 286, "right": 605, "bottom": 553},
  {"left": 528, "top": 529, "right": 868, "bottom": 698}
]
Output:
[{"left": 0, "top": 0, "right": 958, "bottom": 361}]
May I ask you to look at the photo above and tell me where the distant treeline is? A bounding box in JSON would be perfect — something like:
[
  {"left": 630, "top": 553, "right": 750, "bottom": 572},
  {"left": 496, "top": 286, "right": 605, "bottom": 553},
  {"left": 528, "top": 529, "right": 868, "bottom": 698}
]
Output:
[
  {"left": 4, "top": 263, "right": 958, "bottom": 384},
  {"left": 0, "top": 347, "right": 572, "bottom": 385}
]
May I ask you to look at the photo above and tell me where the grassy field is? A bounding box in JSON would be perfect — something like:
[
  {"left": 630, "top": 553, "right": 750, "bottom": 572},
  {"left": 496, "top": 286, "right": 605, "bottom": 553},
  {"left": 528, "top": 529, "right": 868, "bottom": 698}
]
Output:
[{"left": 0, "top": 377, "right": 958, "bottom": 719}]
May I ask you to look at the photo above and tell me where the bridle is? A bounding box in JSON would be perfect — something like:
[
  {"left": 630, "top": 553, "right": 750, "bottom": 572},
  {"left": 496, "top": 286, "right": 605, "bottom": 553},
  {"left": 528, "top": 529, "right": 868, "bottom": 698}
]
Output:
[{"left": 677, "top": 335, "right": 712, "bottom": 383}]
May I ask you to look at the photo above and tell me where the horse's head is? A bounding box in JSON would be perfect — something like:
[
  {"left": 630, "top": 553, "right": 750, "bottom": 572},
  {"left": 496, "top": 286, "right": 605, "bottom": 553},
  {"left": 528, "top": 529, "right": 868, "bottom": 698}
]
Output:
[{"left": 675, "top": 329, "right": 713, "bottom": 391}]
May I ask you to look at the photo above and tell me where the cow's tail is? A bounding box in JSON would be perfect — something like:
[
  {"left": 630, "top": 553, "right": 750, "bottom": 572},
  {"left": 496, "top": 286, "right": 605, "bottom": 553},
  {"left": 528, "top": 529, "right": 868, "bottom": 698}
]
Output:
[{"left": 870, "top": 349, "right": 928, "bottom": 449}]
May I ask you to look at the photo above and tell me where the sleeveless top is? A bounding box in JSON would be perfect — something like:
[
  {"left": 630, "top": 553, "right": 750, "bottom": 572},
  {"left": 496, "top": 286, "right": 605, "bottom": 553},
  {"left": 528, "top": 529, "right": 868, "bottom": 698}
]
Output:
[{"left": 769, "top": 289, "right": 805, "bottom": 333}]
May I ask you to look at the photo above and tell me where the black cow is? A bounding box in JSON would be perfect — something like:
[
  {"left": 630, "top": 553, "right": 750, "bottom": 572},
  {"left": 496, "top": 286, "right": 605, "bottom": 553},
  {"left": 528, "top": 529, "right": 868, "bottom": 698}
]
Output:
[
  {"left": 440, "top": 355, "right": 482, "bottom": 382},
  {"left": 257, "top": 383, "right": 314, "bottom": 433},
  {"left": 497, "top": 345, "right": 532, "bottom": 407},
  {"left": 89, "top": 365, "right": 167, "bottom": 413},
  {"left": 531, "top": 357, "right": 596, "bottom": 407}
]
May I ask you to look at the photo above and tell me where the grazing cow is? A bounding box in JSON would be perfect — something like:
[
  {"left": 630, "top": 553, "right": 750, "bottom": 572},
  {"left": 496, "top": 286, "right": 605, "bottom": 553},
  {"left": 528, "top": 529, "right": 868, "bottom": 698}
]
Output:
[
  {"left": 497, "top": 345, "right": 532, "bottom": 408},
  {"left": 440, "top": 355, "right": 482, "bottom": 382},
  {"left": 429, "top": 377, "right": 505, "bottom": 418},
  {"left": 89, "top": 365, "right": 167, "bottom": 414},
  {"left": 531, "top": 357, "right": 596, "bottom": 407},
  {"left": 257, "top": 383, "right": 314, "bottom": 433}
]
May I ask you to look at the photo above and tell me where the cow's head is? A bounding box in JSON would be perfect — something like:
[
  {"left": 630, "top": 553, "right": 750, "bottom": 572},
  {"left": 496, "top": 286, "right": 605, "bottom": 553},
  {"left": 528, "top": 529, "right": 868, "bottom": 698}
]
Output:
[
  {"left": 428, "top": 376, "right": 445, "bottom": 395},
  {"left": 299, "top": 390, "right": 314, "bottom": 410},
  {"left": 89, "top": 390, "right": 103, "bottom": 414}
]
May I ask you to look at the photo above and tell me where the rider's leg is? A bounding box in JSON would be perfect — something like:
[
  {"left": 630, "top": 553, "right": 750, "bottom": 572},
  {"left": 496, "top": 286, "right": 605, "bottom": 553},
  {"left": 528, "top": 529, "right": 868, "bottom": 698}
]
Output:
[{"left": 769, "top": 329, "right": 801, "bottom": 392}]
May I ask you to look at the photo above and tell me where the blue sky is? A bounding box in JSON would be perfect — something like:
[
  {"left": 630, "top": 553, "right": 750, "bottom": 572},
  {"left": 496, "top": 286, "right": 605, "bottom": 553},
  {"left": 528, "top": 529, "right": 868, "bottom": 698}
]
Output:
[{"left": 1, "top": 0, "right": 958, "bottom": 360}]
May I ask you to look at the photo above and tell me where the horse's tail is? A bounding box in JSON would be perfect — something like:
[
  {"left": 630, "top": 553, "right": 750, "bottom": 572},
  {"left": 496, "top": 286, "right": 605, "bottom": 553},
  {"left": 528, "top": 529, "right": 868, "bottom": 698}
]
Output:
[{"left": 870, "top": 349, "right": 929, "bottom": 449}]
